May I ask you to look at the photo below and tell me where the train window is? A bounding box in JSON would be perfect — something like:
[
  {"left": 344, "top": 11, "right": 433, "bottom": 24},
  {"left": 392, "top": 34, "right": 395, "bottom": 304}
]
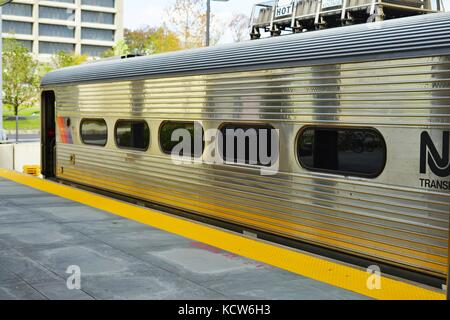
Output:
[
  {"left": 159, "top": 121, "right": 204, "bottom": 158},
  {"left": 80, "top": 119, "right": 108, "bottom": 146},
  {"left": 115, "top": 120, "right": 150, "bottom": 151},
  {"left": 219, "top": 123, "right": 278, "bottom": 167},
  {"left": 297, "top": 127, "right": 386, "bottom": 178}
]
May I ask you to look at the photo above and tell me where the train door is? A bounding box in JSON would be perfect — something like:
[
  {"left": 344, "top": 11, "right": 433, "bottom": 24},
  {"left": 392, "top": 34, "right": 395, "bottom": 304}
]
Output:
[{"left": 41, "top": 91, "right": 56, "bottom": 178}]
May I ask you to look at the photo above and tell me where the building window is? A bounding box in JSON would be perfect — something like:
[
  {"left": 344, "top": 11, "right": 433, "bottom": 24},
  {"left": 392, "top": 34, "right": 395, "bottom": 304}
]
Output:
[
  {"left": 115, "top": 120, "right": 150, "bottom": 151},
  {"left": 39, "top": 6, "right": 75, "bottom": 20},
  {"left": 2, "top": 21, "right": 33, "bottom": 35},
  {"left": 39, "top": 24, "right": 75, "bottom": 38},
  {"left": 219, "top": 124, "right": 277, "bottom": 167},
  {"left": 297, "top": 127, "right": 386, "bottom": 178},
  {"left": 81, "top": 44, "right": 111, "bottom": 57},
  {"left": 2, "top": 3, "right": 33, "bottom": 17},
  {"left": 81, "top": 10, "right": 115, "bottom": 24},
  {"left": 81, "top": 28, "right": 114, "bottom": 41},
  {"left": 160, "top": 122, "right": 204, "bottom": 158},
  {"left": 81, "top": 0, "right": 115, "bottom": 8},
  {"left": 80, "top": 119, "right": 108, "bottom": 146},
  {"left": 47, "top": 0, "right": 75, "bottom": 3},
  {"left": 39, "top": 41, "right": 75, "bottom": 54}
]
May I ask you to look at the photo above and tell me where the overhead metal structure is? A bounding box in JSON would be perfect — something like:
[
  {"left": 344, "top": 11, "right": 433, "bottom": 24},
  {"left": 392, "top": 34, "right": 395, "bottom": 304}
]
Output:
[{"left": 249, "top": 0, "right": 444, "bottom": 39}]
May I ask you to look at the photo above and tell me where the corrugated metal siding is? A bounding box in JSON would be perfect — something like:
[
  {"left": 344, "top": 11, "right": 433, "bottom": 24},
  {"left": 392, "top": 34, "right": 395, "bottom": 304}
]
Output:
[
  {"left": 50, "top": 56, "right": 450, "bottom": 276},
  {"left": 42, "top": 12, "right": 450, "bottom": 86}
]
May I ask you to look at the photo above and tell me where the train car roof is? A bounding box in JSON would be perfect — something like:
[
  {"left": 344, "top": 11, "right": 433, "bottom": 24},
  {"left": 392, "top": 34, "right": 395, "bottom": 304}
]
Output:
[{"left": 42, "top": 12, "right": 450, "bottom": 87}]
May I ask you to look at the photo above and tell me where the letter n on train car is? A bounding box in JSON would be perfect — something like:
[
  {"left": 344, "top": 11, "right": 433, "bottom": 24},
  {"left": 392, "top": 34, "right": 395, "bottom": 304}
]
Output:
[{"left": 420, "top": 131, "right": 450, "bottom": 178}]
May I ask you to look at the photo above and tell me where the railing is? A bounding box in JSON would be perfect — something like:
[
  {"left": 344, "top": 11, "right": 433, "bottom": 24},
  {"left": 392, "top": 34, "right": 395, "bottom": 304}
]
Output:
[{"left": 249, "top": 0, "right": 444, "bottom": 39}]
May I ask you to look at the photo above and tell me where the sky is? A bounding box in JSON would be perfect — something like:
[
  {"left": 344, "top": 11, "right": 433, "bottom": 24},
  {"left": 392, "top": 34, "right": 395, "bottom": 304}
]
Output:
[
  {"left": 123, "top": 0, "right": 261, "bottom": 43},
  {"left": 124, "top": 0, "right": 450, "bottom": 44},
  {"left": 124, "top": 0, "right": 257, "bottom": 29}
]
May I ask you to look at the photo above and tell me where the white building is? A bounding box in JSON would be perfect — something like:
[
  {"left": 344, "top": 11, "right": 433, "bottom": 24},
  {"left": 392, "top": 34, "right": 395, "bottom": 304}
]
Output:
[{"left": 1, "top": 0, "right": 123, "bottom": 60}]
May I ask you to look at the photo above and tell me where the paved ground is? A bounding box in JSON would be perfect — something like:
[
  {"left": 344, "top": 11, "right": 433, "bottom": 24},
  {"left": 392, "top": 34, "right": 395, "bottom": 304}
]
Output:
[
  {"left": 0, "top": 177, "right": 370, "bottom": 300},
  {"left": 5, "top": 133, "right": 40, "bottom": 143}
]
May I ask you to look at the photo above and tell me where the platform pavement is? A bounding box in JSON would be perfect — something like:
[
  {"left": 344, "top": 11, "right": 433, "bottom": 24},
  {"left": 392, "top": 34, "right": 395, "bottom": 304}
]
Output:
[{"left": 0, "top": 177, "right": 370, "bottom": 300}]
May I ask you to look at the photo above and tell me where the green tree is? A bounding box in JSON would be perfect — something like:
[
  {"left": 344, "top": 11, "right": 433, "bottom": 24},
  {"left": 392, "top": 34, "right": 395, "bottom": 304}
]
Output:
[
  {"left": 102, "top": 39, "right": 131, "bottom": 58},
  {"left": 2, "top": 38, "right": 40, "bottom": 118},
  {"left": 51, "top": 51, "right": 88, "bottom": 69},
  {"left": 123, "top": 26, "right": 182, "bottom": 55},
  {"left": 148, "top": 26, "right": 182, "bottom": 54},
  {"left": 124, "top": 27, "right": 154, "bottom": 55}
]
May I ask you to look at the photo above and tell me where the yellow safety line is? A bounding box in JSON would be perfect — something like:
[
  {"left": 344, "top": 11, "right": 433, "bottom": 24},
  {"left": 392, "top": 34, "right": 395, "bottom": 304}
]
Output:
[{"left": 0, "top": 169, "right": 445, "bottom": 300}]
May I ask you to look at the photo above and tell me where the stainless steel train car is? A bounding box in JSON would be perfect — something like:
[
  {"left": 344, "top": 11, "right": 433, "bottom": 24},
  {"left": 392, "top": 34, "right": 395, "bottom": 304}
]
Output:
[{"left": 41, "top": 13, "right": 450, "bottom": 281}]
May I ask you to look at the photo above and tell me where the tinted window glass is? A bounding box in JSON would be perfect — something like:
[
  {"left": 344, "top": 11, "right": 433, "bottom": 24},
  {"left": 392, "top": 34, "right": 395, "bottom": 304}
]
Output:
[
  {"left": 297, "top": 127, "right": 386, "bottom": 177},
  {"left": 219, "top": 124, "right": 277, "bottom": 167},
  {"left": 80, "top": 119, "right": 107, "bottom": 146},
  {"left": 115, "top": 120, "right": 150, "bottom": 151},
  {"left": 160, "top": 122, "right": 204, "bottom": 157}
]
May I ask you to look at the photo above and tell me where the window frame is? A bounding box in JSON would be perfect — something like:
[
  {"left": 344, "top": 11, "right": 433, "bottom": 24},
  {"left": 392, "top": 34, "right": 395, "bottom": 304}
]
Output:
[
  {"left": 114, "top": 119, "right": 150, "bottom": 152},
  {"left": 80, "top": 118, "right": 108, "bottom": 147},
  {"left": 218, "top": 122, "right": 278, "bottom": 168},
  {"left": 295, "top": 126, "right": 387, "bottom": 179},
  {"left": 158, "top": 121, "right": 205, "bottom": 158}
]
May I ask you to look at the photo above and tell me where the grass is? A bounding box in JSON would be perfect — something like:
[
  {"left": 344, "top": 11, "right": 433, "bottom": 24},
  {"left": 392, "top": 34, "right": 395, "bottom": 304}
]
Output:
[
  {"left": 3, "top": 118, "right": 41, "bottom": 130},
  {"left": 2, "top": 106, "right": 41, "bottom": 131},
  {"left": 3, "top": 106, "right": 40, "bottom": 117}
]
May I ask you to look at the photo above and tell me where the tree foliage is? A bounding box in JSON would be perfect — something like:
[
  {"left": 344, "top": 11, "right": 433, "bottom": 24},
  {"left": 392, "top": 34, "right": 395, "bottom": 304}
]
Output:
[
  {"left": 123, "top": 26, "right": 182, "bottom": 55},
  {"left": 229, "top": 13, "right": 250, "bottom": 43},
  {"left": 124, "top": 27, "right": 154, "bottom": 55},
  {"left": 147, "top": 26, "right": 182, "bottom": 54},
  {"left": 165, "top": 0, "right": 223, "bottom": 48},
  {"left": 2, "top": 38, "right": 40, "bottom": 116},
  {"left": 51, "top": 51, "right": 88, "bottom": 69},
  {"left": 102, "top": 39, "right": 131, "bottom": 58}
]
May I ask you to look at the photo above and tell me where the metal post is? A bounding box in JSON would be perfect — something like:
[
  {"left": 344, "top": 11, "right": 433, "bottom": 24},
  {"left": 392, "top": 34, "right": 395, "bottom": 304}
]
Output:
[
  {"left": 15, "top": 114, "right": 18, "bottom": 143},
  {"left": 205, "top": 0, "right": 229, "bottom": 46},
  {"left": 341, "top": 0, "right": 348, "bottom": 21},
  {"left": 206, "top": 0, "right": 211, "bottom": 47},
  {"left": 1, "top": 1, "right": 15, "bottom": 143}
]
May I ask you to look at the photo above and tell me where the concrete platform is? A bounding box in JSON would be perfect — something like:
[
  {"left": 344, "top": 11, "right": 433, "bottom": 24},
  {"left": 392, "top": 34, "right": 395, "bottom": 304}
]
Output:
[{"left": 0, "top": 177, "right": 373, "bottom": 300}]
